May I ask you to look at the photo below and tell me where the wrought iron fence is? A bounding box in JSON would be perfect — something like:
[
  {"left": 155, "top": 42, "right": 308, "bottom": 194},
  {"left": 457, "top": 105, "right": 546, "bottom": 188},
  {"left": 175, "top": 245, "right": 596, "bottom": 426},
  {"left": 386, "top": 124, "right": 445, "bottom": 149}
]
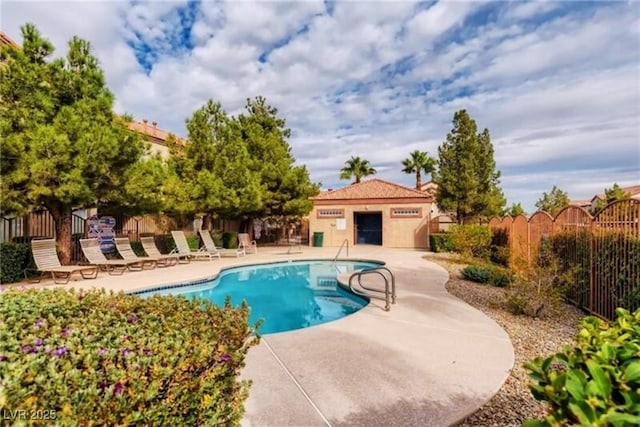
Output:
[
  {"left": 1, "top": 210, "right": 87, "bottom": 262},
  {"left": 488, "top": 199, "right": 640, "bottom": 320}
]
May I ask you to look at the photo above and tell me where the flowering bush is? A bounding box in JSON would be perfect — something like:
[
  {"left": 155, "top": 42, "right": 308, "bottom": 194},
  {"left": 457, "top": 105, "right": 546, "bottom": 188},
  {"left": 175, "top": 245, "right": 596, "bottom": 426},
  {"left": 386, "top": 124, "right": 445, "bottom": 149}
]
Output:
[{"left": 0, "top": 288, "right": 259, "bottom": 425}]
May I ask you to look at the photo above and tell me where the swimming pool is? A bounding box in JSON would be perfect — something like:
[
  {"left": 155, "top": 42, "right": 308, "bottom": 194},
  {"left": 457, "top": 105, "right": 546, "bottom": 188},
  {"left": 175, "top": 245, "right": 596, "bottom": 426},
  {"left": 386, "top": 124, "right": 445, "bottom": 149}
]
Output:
[{"left": 138, "top": 260, "right": 380, "bottom": 334}]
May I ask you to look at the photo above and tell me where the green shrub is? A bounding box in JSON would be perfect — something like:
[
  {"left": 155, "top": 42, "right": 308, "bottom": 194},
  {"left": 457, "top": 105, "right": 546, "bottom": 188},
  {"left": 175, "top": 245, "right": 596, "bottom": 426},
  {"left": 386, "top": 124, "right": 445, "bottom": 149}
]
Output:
[
  {"left": 186, "top": 233, "right": 200, "bottom": 251},
  {"left": 462, "top": 264, "right": 513, "bottom": 287},
  {"left": 593, "top": 233, "right": 640, "bottom": 312},
  {"left": 222, "top": 232, "right": 238, "bottom": 249},
  {"left": 154, "top": 234, "right": 176, "bottom": 254},
  {"left": 429, "top": 233, "right": 453, "bottom": 253},
  {"left": 461, "top": 265, "right": 490, "bottom": 283},
  {"left": 490, "top": 228, "right": 510, "bottom": 266},
  {"left": 549, "top": 230, "right": 640, "bottom": 313},
  {"left": 130, "top": 240, "right": 145, "bottom": 257},
  {"left": 523, "top": 308, "right": 640, "bottom": 427},
  {"left": 0, "top": 288, "right": 259, "bottom": 425},
  {"left": 487, "top": 266, "right": 513, "bottom": 287},
  {"left": 504, "top": 259, "right": 567, "bottom": 318},
  {"left": 450, "top": 225, "right": 492, "bottom": 259},
  {"left": 0, "top": 242, "right": 33, "bottom": 284},
  {"left": 211, "top": 230, "right": 223, "bottom": 247}
]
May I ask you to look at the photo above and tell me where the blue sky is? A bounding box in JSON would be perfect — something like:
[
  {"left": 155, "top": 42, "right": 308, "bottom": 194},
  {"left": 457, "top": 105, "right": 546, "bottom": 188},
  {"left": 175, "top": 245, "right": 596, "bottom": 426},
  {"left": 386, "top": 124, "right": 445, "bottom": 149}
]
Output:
[{"left": 3, "top": 0, "right": 639, "bottom": 212}]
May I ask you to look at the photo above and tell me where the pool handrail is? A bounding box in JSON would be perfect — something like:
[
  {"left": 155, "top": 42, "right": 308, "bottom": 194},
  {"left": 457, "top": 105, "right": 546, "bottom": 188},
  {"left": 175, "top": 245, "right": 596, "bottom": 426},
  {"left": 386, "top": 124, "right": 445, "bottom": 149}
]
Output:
[
  {"left": 332, "top": 238, "right": 349, "bottom": 262},
  {"left": 348, "top": 266, "right": 396, "bottom": 311}
]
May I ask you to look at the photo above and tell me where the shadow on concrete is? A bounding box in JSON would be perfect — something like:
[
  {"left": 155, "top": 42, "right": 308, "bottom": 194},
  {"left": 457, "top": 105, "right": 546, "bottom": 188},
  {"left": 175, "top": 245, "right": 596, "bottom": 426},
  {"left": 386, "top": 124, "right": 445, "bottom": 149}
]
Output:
[{"left": 330, "top": 392, "right": 483, "bottom": 427}]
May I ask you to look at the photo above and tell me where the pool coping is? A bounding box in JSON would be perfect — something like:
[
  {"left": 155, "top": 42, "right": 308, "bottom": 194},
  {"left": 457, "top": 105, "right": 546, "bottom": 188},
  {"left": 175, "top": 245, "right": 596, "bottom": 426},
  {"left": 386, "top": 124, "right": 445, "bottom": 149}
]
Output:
[{"left": 128, "top": 257, "right": 386, "bottom": 298}]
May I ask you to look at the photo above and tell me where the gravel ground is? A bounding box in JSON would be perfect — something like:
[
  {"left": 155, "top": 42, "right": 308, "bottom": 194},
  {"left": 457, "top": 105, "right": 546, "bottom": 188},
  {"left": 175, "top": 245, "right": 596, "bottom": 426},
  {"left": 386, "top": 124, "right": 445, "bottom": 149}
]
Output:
[{"left": 422, "top": 253, "right": 586, "bottom": 427}]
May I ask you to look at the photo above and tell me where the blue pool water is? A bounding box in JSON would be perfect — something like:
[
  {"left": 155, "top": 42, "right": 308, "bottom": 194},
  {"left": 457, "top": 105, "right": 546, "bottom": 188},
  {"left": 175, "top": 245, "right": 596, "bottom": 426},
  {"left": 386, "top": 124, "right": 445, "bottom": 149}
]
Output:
[{"left": 139, "top": 261, "right": 379, "bottom": 334}]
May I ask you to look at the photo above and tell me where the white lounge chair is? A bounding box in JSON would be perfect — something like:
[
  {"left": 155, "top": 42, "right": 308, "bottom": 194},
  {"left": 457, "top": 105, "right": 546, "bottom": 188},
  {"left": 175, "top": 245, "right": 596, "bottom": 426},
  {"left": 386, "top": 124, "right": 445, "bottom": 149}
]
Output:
[
  {"left": 199, "top": 229, "right": 245, "bottom": 257},
  {"left": 171, "top": 230, "right": 218, "bottom": 261},
  {"left": 79, "top": 238, "right": 143, "bottom": 275},
  {"left": 238, "top": 233, "right": 258, "bottom": 254},
  {"left": 140, "top": 237, "right": 181, "bottom": 265},
  {"left": 29, "top": 239, "right": 99, "bottom": 284},
  {"left": 114, "top": 237, "right": 158, "bottom": 269}
]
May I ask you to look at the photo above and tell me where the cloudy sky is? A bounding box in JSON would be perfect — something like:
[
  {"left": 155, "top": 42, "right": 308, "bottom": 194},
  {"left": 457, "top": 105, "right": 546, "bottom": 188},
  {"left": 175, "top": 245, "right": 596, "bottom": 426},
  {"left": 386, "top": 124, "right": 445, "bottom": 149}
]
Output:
[{"left": 2, "top": 0, "right": 639, "bottom": 211}]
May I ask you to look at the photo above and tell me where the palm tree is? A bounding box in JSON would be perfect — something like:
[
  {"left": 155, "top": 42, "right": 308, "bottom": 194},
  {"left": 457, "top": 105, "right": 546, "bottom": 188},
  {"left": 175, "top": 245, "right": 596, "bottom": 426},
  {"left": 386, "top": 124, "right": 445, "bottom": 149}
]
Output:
[
  {"left": 401, "top": 150, "right": 436, "bottom": 190},
  {"left": 340, "top": 156, "right": 377, "bottom": 184}
]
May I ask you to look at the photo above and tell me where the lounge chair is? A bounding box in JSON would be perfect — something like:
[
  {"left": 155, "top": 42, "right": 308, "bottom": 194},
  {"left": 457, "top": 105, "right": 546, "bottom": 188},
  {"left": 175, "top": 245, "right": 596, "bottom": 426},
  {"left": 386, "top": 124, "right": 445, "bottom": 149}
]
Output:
[
  {"left": 140, "top": 237, "right": 181, "bottom": 265},
  {"left": 114, "top": 237, "right": 159, "bottom": 269},
  {"left": 238, "top": 233, "right": 258, "bottom": 254},
  {"left": 28, "top": 238, "right": 99, "bottom": 284},
  {"left": 79, "top": 238, "right": 144, "bottom": 275},
  {"left": 171, "top": 230, "right": 218, "bottom": 261},
  {"left": 199, "top": 229, "right": 245, "bottom": 258}
]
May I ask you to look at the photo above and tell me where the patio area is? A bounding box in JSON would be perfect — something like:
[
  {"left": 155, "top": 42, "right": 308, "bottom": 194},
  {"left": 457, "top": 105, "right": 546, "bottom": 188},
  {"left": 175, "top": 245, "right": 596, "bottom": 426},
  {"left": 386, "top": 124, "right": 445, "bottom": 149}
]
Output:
[{"left": 22, "top": 246, "right": 514, "bottom": 426}]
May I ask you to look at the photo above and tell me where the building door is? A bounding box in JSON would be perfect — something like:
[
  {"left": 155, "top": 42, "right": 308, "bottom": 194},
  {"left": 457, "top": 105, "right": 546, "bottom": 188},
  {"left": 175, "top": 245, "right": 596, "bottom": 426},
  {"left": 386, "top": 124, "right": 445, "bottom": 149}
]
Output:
[{"left": 354, "top": 212, "right": 382, "bottom": 245}]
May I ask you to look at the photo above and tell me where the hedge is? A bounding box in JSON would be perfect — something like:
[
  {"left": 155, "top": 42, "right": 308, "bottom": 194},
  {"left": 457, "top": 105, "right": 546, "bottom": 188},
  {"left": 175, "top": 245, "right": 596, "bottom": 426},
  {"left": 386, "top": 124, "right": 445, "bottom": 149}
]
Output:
[
  {"left": 450, "top": 225, "right": 492, "bottom": 259},
  {"left": 429, "top": 233, "right": 453, "bottom": 253},
  {"left": 0, "top": 289, "right": 260, "bottom": 425},
  {"left": 0, "top": 242, "right": 33, "bottom": 284},
  {"left": 222, "top": 232, "right": 238, "bottom": 249},
  {"left": 461, "top": 264, "right": 513, "bottom": 287}
]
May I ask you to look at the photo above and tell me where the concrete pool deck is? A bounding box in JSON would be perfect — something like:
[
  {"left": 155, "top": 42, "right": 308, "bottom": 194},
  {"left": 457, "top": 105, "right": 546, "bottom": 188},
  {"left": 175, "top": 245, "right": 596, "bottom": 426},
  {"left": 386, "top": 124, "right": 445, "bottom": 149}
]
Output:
[{"left": 17, "top": 246, "right": 514, "bottom": 426}]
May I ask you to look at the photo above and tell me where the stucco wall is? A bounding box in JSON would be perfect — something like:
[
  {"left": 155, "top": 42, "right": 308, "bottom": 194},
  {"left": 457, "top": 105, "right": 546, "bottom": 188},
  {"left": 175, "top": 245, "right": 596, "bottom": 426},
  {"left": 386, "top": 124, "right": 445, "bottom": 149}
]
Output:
[{"left": 308, "top": 202, "right": 431, "bottom": 248}]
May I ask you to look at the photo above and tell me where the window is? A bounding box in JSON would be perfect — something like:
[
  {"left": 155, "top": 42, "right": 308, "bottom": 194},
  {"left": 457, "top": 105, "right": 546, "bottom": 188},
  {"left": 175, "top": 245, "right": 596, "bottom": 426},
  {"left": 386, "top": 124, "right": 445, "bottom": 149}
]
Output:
[
  {"left": 317, "top": 209, "right": 344, "bottom": 218},
  {"left": 390, "top": 207, "right": 422, "bottom": 218}
]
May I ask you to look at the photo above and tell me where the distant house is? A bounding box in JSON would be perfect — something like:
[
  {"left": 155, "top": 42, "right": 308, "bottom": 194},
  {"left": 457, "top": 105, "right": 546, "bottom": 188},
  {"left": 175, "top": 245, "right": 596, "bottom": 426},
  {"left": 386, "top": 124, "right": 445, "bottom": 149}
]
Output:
[
  {"left": 309, "top": 179, "right": 433, "bottom": 248},
  {"left": 0, "top": 31, "right": 19, "bottom": 48},
  {"left": 127, "top": 119, "right": 187, "bottom": 159},
  {"left": 568, "top": 199, "right": 592, "bottom": 209},
  {"left": 419, "top": 181, "right": 455, "bottom": 231},
  {"left": 570, "top": 184, "right": 640, "bottom": 213}
]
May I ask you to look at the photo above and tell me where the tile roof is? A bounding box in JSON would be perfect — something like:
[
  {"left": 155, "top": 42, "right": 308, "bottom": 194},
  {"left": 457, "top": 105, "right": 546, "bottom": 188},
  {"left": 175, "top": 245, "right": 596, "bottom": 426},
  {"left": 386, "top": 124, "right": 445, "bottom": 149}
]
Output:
[
  {"left": 0, "top": 31, "right": 19, "bottom": 48},
  {"left": 592, "top": 184, "right": 640, "bottom": 201},
  {"left": 313, "top": 179, "right": 433, "bottom": 201},
  {"left": 128, "top": 120, "right": 187, "bottom": 146},
  {"left": 569, "top": 199, "right": 591, "bottom": 207}
]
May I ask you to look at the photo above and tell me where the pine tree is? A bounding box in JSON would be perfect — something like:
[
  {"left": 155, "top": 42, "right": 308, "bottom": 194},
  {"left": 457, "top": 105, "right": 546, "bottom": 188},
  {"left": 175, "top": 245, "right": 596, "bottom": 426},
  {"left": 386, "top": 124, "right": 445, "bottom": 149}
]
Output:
[
  {"left": 434, "top": 110, "right": 505, "bottom": 223},
  {"left": 535, "top": 186, "right": 569, "bottom": 216},
  {"left": 0, "top": 25, "right": 145, "bottom": 263}
]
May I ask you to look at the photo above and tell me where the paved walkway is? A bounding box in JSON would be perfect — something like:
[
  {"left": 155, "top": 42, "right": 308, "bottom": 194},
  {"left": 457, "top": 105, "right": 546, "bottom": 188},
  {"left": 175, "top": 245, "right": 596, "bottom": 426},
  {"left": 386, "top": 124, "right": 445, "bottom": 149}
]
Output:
[{"left": 15, "top": 246, "right": 514, "bottom": 426}]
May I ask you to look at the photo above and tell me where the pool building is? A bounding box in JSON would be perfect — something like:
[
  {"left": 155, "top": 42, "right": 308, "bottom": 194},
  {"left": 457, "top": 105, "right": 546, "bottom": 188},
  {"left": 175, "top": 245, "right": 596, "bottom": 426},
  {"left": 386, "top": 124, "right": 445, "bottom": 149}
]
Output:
[{"left": 309, "top": 179, "right": 434, "bottom": 249}]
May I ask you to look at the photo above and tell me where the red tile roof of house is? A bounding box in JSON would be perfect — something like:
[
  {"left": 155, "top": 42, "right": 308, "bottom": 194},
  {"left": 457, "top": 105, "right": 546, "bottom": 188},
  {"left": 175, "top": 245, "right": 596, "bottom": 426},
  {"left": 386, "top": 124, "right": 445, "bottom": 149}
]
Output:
[
  {"left": 591, "top": 184, "right": 640, "bottom": 202},
  {"left": 569, "top": 199, "right": 591, "bottom": 207},
  {"left": 313, "top": 179, "right": 433, "bottom": 201},
  {"left": 0, "top": 31, "right": 19, "bottom": 48},
  {"left": 127, "top": 120, "right": 187, "bottom": 146}
]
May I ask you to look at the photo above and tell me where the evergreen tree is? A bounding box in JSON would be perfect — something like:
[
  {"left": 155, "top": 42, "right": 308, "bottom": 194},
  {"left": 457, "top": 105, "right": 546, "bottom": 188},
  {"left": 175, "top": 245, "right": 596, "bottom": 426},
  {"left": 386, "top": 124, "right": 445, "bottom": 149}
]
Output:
[
  {"left": 166, "top": 100, "right": 262, "bottom": 223},
  {"left": 503, "top": 202, "right": 526, "bottom": 217},
  {"left": 340, "top": 156, "right": 377, "bottom": 184},
  {"left": 434, "top": 110, "right": 505, "bottom": 223},
  {"left": 535, "top": 185, "right": 569, "bottom": 216},
  {"left": 591, "top": 183, "right": 630, "bottom": 214},
  {"left": 238, "top": 96, "right": 318, "bottom": 222},
  {"left": 401, "top": 150, "right": 436, "bottom": 190},
  {"left": 0, "top": 25, "right": 145, "bottom": 263}
]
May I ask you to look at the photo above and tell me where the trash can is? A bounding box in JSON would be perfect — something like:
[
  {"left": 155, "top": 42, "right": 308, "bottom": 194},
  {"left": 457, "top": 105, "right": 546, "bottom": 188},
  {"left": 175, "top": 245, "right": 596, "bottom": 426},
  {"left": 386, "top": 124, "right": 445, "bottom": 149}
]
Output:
[{"left": 312, "top": 232, "right": 324, "bottom": 247}]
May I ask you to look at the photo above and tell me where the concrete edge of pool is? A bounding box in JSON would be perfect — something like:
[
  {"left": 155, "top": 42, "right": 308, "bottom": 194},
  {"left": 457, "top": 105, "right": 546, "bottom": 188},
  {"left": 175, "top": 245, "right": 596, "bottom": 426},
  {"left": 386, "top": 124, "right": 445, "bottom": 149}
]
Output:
[{"left": 31, "top": 246, "right": 515, "bottom": 426}]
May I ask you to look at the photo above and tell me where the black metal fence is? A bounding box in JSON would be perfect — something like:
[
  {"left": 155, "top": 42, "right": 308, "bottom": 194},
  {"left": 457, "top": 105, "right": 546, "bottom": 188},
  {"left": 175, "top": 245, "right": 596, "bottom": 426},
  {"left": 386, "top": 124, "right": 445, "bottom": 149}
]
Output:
[{"left": 2, "top": 210, "right": 87, "bottom": 262}]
